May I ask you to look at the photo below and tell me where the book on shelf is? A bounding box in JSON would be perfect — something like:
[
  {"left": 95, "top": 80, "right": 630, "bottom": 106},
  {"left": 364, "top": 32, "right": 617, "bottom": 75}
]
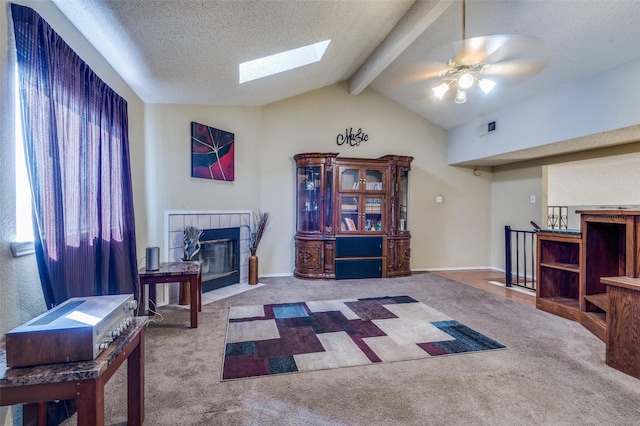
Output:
[
  {"left": 365, "top": 181, "right": 382, "bottom": 191},
  {"left": 343, "top": 217, "right": 357, "bottom": 231},
  {"left": 364, "top": 198, "right": 381, "bottom": 213}
]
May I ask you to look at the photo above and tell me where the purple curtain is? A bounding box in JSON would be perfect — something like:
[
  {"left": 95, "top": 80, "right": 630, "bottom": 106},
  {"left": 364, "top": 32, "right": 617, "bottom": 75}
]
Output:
[{"left": 12, "top": 4, "right": 139, "bottom": 308}]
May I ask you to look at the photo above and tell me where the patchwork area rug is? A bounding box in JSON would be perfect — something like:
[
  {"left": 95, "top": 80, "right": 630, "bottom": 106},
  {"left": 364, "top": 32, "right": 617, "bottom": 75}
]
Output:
[{"left": 222, "top": 295, "right": 505, "bottom": 380}]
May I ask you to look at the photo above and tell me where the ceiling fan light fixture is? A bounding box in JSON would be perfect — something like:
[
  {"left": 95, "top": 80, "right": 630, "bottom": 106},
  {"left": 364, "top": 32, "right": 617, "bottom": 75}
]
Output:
[
  {"left": 478, "top": 78, "right": 496, "bottom": 94},
  {"left": 454, "top": 89, "right": 467, "bottom": 104},
  {"left": 432, "top": 82, "right": 450, "bottom": 99},
  {"left": 458, "top": 73, "right": 474, "bottom": 90},
  {"left": 416, "top": 0, "right": 543, "bottom": 106}
]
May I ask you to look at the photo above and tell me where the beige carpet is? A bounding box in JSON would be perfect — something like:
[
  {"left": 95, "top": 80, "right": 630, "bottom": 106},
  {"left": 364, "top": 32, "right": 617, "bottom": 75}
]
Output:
[{"left": 59, "top": 273, "right": 640, "bottom": 425}]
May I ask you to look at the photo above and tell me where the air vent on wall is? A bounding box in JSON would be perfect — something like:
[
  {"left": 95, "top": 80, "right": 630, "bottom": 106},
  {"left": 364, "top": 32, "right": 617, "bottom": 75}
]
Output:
[{"left": 478, "top": 120, "right": 497, "bottom": 136}]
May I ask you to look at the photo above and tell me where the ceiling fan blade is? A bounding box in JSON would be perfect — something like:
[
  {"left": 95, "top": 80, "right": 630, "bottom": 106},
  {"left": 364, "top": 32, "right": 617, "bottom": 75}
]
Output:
[
  {"left": 482, "top": 60, "right": 548, "bottom": 81},
  {"left": 392, "top": 61, "right": 447, "bottom": 86},
  {"left": 452, "top": 34, "right": 540, "bottom": 64}
]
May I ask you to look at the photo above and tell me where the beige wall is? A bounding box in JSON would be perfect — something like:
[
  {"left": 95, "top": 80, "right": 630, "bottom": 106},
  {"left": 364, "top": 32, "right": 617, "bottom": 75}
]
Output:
[
  {"left": 145, "top": 82, "right": 494, "bottom": 274},
  {"left": 488, "top": 142, "right": 640, "bottom": 270},
  {"left": 261, "top": 83, "right": 493, "bottom": 271},
  {"left": 142, "top": 103, "right": 263, "bottom": 254},
  {"left": 547, "top": 151, "right": 640, "bottom": 206},
  {"left": 490, "top": 163, "right": 544, "bottom": 269}
]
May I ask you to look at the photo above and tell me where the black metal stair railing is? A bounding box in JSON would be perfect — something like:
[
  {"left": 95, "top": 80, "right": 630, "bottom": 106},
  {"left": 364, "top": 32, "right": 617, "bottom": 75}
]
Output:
[{"left": 504, "top": 226, "right": 536, "bottom": 291}]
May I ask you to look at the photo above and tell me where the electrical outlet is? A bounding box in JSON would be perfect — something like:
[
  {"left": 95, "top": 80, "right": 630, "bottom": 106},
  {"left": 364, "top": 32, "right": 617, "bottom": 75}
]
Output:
[
  {"left": 530, "top": 195, "right": 536, "bottom": 204},
  {"left": 436, "top": 195, "right": 443, "bottom": 203}
]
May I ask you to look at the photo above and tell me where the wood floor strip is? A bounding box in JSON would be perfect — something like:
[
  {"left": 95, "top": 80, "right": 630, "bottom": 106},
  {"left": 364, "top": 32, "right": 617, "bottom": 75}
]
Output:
[{"left": 429, "top": 269, "right": 535, "bottom": 307}]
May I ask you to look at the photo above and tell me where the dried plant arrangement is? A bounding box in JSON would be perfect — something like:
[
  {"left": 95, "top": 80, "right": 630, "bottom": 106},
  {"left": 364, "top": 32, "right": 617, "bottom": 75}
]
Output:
[
  {"left": 249, "top": 211, "right": 270, "bottom": 253},
  {"left": 183, "top": 225, "right": 203, "bottom": 260}
]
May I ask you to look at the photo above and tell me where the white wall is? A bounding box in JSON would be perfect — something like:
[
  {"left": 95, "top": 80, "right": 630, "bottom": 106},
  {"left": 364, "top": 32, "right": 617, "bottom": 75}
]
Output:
[
  {"left": 145, "top": 83, "right": 494, "bottom": 274},
  {"left": 447, "top": 59, "right": 640, "bottom": 165}
]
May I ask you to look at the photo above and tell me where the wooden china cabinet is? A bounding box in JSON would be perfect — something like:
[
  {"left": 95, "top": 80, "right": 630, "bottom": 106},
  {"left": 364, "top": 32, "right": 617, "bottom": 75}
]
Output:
[{"left": 294, "top": 152, "right": 412, "bottom": 280}]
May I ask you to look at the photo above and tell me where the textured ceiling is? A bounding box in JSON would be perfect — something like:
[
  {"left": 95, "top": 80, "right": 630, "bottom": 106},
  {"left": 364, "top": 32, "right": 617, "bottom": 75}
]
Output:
[
  {"left": 51, "top": 0, "right": 640, "bottom": 135},
  {"left": 52, "top": 0, "right": 414, "bottom": 106}
]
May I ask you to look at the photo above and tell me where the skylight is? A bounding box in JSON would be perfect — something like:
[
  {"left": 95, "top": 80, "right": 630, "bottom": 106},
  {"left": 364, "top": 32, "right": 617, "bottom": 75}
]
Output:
[{"left": 239, "top": 39, "right": 331, "bottom": 84}]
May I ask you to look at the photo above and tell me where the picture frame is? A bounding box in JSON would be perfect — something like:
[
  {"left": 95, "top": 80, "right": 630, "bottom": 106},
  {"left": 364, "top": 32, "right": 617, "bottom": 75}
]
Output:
[{"left": 191, "top": 122, "right": 235, "bottom": 181}]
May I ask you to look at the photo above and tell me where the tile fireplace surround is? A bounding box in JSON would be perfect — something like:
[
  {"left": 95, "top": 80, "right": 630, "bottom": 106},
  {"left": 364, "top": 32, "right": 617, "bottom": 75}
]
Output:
[{"left": 164, "top": 210, "right": 252, "bottom": 289}]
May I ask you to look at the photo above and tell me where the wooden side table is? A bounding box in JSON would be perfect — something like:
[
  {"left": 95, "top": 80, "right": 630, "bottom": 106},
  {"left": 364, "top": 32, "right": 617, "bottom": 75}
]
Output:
[
  {"left": 138, "top": 261, "right": 202, "bottom": 328},
  {"left": 0, "top": 317, "right": 146, "bottom": 426}
]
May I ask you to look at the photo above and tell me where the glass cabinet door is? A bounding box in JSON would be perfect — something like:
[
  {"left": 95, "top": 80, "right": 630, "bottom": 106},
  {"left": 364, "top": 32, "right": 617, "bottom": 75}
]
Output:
[
  {"left": 340, "top": 195, "right": 359, "bottom": 232},
  {"left": 364, "top": 196, "right": 383, "bottom": 232},
  {"left": 297, "top": 166, "right": 321, "bottom": 233},
  {"left": 398, "top": 168, "right": 409, "bottom": 232},
  {"left": 340, "top": 168, "right": 361, "bottom": 191},
  {"left": 364, "top": 168, "right": 384, "bottom": 191},
  {"left": 324, "top": 170, "right": 333, "bottom": 233}
]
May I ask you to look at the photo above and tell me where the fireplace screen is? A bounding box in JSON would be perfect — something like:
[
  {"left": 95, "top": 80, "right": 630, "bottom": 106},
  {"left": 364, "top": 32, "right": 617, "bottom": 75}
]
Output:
[{"left": 196, "top": 227, "right": 239, "bottom": 292}]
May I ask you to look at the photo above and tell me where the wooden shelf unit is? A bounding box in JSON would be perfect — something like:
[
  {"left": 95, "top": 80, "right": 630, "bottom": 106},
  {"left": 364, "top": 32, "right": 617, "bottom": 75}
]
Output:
[
  {"left": 536, "top": 209, "right": 640, "bottom": 380},
  {"left": 293, "top": 153, "right": 412, "bottom": 280},
  {"left": 536, "top": 231, "right": 582, "bottom": 321},
  {"left": 578, "top": 209, "right": 640, "bottom": 342}
]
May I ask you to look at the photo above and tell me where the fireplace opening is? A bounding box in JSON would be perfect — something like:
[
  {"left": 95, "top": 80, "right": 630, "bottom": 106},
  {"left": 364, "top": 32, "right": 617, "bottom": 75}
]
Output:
[{"left": 195, "top": 227, "right": 240, "bottom": 292}]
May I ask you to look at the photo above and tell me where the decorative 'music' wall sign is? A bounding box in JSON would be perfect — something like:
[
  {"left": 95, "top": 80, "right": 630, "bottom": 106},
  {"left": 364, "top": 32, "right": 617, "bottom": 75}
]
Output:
[{"left": 336, "top": 127, "right": 369, "bottom": 147}]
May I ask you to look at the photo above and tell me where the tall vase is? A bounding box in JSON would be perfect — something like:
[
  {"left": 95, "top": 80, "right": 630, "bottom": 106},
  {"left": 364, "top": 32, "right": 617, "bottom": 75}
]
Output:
[{"left": 248, "top": 248, "right": 258, "bottom": 285}]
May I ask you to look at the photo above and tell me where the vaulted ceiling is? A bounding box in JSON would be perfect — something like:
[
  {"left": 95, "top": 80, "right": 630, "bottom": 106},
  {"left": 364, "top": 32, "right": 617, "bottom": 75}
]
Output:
[{"left": 52, "top": 0, "right": 640, "bottom": 131}]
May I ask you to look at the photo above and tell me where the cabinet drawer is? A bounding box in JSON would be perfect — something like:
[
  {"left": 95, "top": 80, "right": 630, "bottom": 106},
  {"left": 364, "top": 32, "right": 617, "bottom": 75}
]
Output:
[
  {"left": 335, "top": 258, "right": 383, "bottom": 280},
  {"left": 335, "top": 236, "right": 383, "bottom": 257}
]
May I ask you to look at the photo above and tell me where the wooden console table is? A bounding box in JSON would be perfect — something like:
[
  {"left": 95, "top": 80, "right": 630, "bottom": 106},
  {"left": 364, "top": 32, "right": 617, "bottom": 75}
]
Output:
[
  {"left": 0, "top": 317, "right": 146, "bottom": 426},
  {"left": 138, "top": 261, "right": 202, "bottom": 328}
]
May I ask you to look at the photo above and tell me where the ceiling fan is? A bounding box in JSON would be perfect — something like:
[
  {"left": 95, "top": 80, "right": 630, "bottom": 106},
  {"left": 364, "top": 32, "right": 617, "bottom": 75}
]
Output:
[{"left": 398, "top": 0, "right": 547, "bottom": 104}]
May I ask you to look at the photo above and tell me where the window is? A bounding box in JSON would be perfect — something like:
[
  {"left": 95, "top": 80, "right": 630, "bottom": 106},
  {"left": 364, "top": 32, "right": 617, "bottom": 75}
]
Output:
[
  {"left": 14, "top": 64, "right": 33, "bottom": 243},
  {"left": 239, "top": 39, "right": 331, "bottom": 83},
  {"left": 12, "top": 2, "right": 139, "bottom": 304}
]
